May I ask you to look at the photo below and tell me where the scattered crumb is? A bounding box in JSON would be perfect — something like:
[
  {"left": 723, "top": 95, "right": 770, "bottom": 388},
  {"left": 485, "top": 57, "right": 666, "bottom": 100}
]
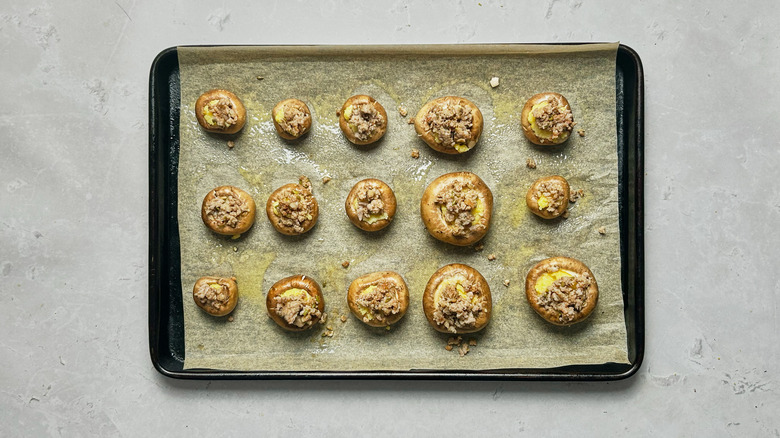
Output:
[
  {"left": 445, "top": 344, "right": 453, "bottom": 351},
  {"left": 458, "top": 343, "right": 470, "bottom": 357},
  {"left": 503, "top": 279, "right": 510, "bottom": 287},
  {"left": 320, "top": 313, "right": 328, "bottom": 324},
  {"left": 227, "top": 316, "right": 234, "bottom": 322},
  {"left": 598, "top": 226, "right": 606, "bottom": 235},
  {"left": 398, "top": 105, "right": 408, "bottom": 117},
  {"left": 448, "top": 336, "right": 462, "bottom": 345},
  {"left": 256, "top": 76, "right": 264, "bottom": 81},
  {"left": 407, "top": 118, "right": 415, "bottom": 125},
  {"left": 489, "top": 76, "right": 500, "bottom": 88},
  {"left": 227, "top": 140, "right": 235, "bottom": 148},
  {"left": 411, "top": 149, "right": 420, "bottom": 159},
  {"left": 526, "top": 158, "right": 537, "bottom": 169},
  {"left": 385, "top": 326, "right": 391, "bottom": 331},
  {"left": 326, "top": 325, "right": 333, "bottom": 331},
  {"left": 59, "top": 356, "right": 65, "bottom": 366},
  {"left": 473, "top": 242, "right": 484, "bottom": 252},
  {"left": 340, "top": 315, "right": 347, "bottom": 323},
  {"left": 233, "top": 247, "right": 238, "bottom": 252},
  {"left": 341, "top": 260, "right": 350, "bottom": 268},
  {"left": 577, "top": 129, "right": 585, "bottom": 137},
  {"left": 468, "top": 339, "right": 477, "bottom": 346},
  {"left": 322, "top": 176, "right": 331, "bottom": 184},
  {"left": 562, "top": 210, "right": 570, "bottom": 218},
  {"left": 569, "top": 189, "right": 585, "bottom": 203},
  {"left": 487, "top": 253, "right": 496, "bottom": 261}
]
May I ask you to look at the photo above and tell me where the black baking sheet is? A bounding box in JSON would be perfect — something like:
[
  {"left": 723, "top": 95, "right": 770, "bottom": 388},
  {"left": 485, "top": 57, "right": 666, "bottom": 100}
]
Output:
[{"left": 148, "top": 44, "right": 644, "bottom": 380}]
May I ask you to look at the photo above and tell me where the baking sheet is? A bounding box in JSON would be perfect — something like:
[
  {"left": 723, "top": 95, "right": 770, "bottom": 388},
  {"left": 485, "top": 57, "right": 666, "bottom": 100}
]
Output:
[{"left": 175, "top": 44, "right": 629, "bottom": 371}]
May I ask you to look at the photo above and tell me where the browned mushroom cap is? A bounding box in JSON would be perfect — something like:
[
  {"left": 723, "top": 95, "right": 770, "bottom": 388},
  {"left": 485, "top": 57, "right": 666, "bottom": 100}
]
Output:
[
  {"left": 525, "top": 256, "right": 599, "bottom": 326},
  {"left": 526, "top": 175, "right": 570, "bottom": 219},
  {"left": 337, "top": 95, "right": 388, "bottom": 145},
  {"left": 266, "top": 176, "right": 319, "bottom": 236},
  {"left": 201, "top": 186, "right": 256, "bottom": 237},
  {"left": 345, "top": 179, "right": 397, "bottom": 232},
  {"left": 195, "top": 89, "right": 247, "bottom": 134},
  {"left": 347, "top": 271, "right": 409, "bottom": 327},
  {"left": 420, "top": 172, "right": 493, "bottom": 246},
  {"left": 422, "top": 264, "right": 492, "bottom": 334},
  {"left": 520, "top": 92, "right": 575, "bottom": 146},
  {"left": 193, "top": 276, "right": 238, "bottom": 317},
  {"left": 272, "top": 98, "right": 312, "bottom": 140},
  {"left": 413, "top": 96, "right": 483, "bottom": 154},
  {"left": 266, "top": 275, "right": 325, "bottom": 331}
]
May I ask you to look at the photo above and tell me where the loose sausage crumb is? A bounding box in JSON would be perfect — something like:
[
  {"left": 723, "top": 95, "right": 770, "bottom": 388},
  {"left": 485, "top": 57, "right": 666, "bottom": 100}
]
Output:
[
  {"left": 227, "top": 140, "right": 235, "bottom": 148},
  {"left": 503, "top": 279, "right": 510, "bottom": 287},
  {"left": 407, "top": 118, "right": 415, "bottom": 125},
  {"left": 233, "top": 247, "right": 238, "bottom": 252},
  {"left": 598, "top": 226, "right": 606, "bottom": 235},
  {"left": 532, "top": 96, "right": 575, "bottom": 140},
  {"left": 202, "top": 97, "right": 239, "bottom": 129},
  {"left": 536, "top": 272, "right": 593, "bottom": 324},
  {"left": 274, "top": 290, "right": 321, "bottom": 329},
  {"left": 577, "top": 129, "right": 585, "bottom": 137},
  {"left": 398, "top": 105, "right": 408, "bottom": 117},
  {"left": 320, "top": 313, "right": 328, "bottom": 324},
  {"left": 487, "top": 253, "right": 496, "bottom": 261},
  {"left": 444, "top": 335, "right": 477, "bottom": 356},
  {"left": 411, "top": 149, "right": 420, "bottom": 159},
  {"left": 342, "top": 260, "right": 350, "bottom": 268},
  {"left": 489, "top": 77, "right": 500, "bottom": 88},
  {"left": 322, "top": 176, "right": 331, "bottom": 184},
  {"left": 354, "top": 280, "right": 403, "bottom": 324},
  {"left": 569, "top": 189, "right": 585, "bottom": 203},
  {"left": 526, "top": 158, "right": 537, "bottom": 169},
  {"left": 532, "top": 179, "right": 567, "bottom": 214},
  {"left": 270, "top": 176, "right": 316, "bottom": 234},
  {"left": 346, "top": 102, "right": 385, "bottom": 142},
  {"left": 227, "top": 315, "right": 234, "bottom": 322},
  {"left": 473, "top": 242, "right": 484, "bottom": 252},
  {"left": 432, "top": 279, "right": 485, "bottom": 333},
  {"left": 340, "top": 315, "right": 347, "bottom": 323},
  {"left": 256, "top": 76, "right": 264, "bottom": 80},
  {"left": 354, "top": 181, "right": 385, "bottom": 222},
  {"left": 194, "top": 280, "right": 232, "bottom": 314},
  {"left": 435, "top": 180, "right": 483, "bottom": 238},
  {"left": 204, "top": 188, "right": 252, "bottom": 229},
  {"left": 421, "top": 101, "right": 475, "bottom": 149},
  {"left": 562, "top": 210, "right": 570, "bottom": 218}
]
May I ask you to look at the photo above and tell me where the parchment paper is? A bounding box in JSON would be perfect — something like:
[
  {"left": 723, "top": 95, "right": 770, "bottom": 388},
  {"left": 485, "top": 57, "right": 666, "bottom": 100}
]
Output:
[{"left": 176, "top": 44, "right": 629, "bottom": 371}]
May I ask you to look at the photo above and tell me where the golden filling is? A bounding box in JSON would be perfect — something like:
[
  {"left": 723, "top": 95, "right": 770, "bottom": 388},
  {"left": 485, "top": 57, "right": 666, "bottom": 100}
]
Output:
[
  {"left": 432, "top": 276, "right": 483, "bottom": 333},
  {"left": 534, "top": 268, "right": 592, "bottom": 324},
  {"left": 527, "top": 97, "right": 574, "bottom": 141},
  {"left": 202, "top": 97, "right": 239, "bottom": 129},
  {"left": 355, "top": 281, "right": 402, "bottom": 324},
  {"left": 274, "top": 288, "right": 321, "bottom": 328}
]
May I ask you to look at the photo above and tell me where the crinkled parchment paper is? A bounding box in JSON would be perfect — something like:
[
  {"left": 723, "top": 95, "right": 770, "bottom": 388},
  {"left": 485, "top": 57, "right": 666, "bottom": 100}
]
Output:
[{"left": 176, "top": 44, "right": 629, "bottom": 371}]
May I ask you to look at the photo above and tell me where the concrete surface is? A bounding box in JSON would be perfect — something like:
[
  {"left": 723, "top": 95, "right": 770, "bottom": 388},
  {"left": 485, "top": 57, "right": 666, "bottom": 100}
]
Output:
[{"left": 1, "top": 0, "right": 778, "bottom": 436}]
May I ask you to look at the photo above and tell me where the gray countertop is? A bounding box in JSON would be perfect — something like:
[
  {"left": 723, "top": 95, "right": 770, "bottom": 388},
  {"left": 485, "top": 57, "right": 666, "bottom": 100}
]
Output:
[{"left": 1, "top": 1, "right": 777, "bottom": 436}]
